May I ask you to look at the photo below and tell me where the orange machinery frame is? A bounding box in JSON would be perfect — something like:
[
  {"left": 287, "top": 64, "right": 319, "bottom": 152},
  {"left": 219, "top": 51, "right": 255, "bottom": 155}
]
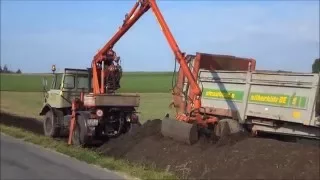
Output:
[{"left": 68, "top": 0, "right": 214, "bottom": 144}]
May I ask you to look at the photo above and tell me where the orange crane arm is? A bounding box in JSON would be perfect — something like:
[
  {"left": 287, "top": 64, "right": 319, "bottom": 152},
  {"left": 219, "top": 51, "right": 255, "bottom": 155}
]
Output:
[
  {"left": 93, "top": 2, "right": 149, "bottom": 63},
  {"left": 147, "top": 0, "right": 202, "bottom": 109},
  {"left": 91, "top": 1, "right": 150, "bottom": 94},
  {"left": 92, "top": 0, "right": 202, "bottom": 109}
]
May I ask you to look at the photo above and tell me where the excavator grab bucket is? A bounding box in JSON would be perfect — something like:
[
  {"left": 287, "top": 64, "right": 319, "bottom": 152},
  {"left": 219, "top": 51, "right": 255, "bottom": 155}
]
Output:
[{"left": 161, "top": 117, "right": 199, "bottom": 145}]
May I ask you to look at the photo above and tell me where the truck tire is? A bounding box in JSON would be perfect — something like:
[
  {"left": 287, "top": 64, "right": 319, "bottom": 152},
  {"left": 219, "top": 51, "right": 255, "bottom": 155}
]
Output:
[
  {"left": 71, "top": 114, "right": 88, "bottom": 146},
  {"left": 43, "top": 110, "right": 60, "bottom": 137}
]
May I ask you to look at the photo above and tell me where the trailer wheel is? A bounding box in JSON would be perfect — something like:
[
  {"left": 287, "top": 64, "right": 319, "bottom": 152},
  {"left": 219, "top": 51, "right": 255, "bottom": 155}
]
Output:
[
  {"left": 43, "top": 110, "right": 60, "bottom": 137},
  {"left": 71, "top": 115, "right": 88, "bottom": 146}
]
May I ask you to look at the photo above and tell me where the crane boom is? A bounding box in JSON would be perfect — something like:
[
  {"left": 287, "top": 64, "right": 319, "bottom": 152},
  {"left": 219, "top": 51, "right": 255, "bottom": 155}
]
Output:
[
  {"left": 91, "top": 0, "right": 202, "bottom": 109},
  {"left": 93, "top": 2, "right": 149, "bottom": 63},
  {"left": 91, "top": 1, "right": 150, "bottom": 94}
]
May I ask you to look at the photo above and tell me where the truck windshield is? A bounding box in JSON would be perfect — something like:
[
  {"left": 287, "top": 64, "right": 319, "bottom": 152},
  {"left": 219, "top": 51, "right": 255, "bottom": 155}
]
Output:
[
  {"left": 77, "top": 75, "right": 89, "bottom": 89},
  {"left": 52, "top": 73, "right": 63, "bottom": 89}
]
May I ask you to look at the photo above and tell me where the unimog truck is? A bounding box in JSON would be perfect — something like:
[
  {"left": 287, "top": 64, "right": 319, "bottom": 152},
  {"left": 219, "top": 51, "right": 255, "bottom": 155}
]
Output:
[{"left": 39, "top": 67, "right": 141, "bottom": 145}]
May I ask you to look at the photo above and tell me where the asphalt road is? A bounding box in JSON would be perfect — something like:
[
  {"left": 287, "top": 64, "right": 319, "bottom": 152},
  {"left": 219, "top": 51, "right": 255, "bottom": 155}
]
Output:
[{"left": 0, "top": 134, "right": 126, "bottom": 180}]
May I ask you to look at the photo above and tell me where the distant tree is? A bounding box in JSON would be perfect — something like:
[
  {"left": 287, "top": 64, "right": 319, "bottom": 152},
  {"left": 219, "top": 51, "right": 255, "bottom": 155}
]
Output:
[
  {"left": 3, "top": 65, "right": 9, "bottom": 73},
  {"left": 0, "top": 66, "right": 2, "bottom": 73},
  {"left": 312, "top": 58, "right": 320, "bottom": 73},
  {"left": 16, "top": 69, "right": 22, "bottom": 74}
]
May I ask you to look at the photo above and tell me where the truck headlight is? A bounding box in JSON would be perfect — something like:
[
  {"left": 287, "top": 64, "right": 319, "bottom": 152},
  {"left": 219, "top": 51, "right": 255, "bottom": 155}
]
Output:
[{"left": 96, "top": 109, "right": 103, "bottom": 117}]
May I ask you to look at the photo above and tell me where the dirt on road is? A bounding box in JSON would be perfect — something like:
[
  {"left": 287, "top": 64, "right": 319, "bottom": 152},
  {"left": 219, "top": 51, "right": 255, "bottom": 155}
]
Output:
[{"left": 98, "top": 119, "right": 320, "bottom": 180}]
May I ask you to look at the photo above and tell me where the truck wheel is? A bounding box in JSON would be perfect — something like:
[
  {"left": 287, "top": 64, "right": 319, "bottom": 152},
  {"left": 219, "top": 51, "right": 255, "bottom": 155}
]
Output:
[
  {"left": 43, "top": 110, "right": 60, "bottom": 137},
  {"left": 71, "top": 115, "right": 88, "bottom": 146}
]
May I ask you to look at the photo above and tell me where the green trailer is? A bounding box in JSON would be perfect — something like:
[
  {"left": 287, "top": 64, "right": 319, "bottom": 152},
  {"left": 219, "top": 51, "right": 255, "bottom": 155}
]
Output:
[{"left": 189, "top": 70, "right": 320, "bottom": 139}]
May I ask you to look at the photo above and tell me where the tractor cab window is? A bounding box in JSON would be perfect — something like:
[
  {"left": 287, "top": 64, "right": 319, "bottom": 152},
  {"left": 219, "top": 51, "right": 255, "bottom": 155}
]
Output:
[
  {"left": 77, "top": 75, "right": 89, "bottom": 89},
  {"left": 63, "top": 75, "right": 75, "bottom": 89},
  {"left": 53, "top": 74, "right": 63, "bottom": 89}
]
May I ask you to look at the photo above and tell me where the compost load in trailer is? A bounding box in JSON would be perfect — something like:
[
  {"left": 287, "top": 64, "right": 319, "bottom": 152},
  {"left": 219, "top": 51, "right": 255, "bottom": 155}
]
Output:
[{"left": 98, "top": 119, "right": 320, "bottom": 180}]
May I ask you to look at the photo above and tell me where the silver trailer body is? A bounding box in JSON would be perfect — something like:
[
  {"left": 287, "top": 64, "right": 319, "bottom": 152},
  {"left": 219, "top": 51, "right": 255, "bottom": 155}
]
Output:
[{"left": 188, "top": 70, "right": 320, "bottom": 139}]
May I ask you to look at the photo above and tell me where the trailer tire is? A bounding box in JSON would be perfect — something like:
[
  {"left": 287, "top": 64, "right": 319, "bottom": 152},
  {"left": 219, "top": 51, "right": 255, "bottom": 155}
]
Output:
[
  {"left": 43, "top": 110, "right": 60, "bottom": 137},
  {"left": 71, "top": 115, "right": 88, "bottom": 146}
]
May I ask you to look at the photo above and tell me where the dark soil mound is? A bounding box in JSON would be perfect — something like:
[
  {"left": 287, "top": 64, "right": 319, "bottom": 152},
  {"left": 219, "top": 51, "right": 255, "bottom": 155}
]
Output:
[
  {"left": 0, "top": 111, "right": 43, "bottom": 135},
  {"left": 98, "top": 119, "right": 320, "bottom": 180}
]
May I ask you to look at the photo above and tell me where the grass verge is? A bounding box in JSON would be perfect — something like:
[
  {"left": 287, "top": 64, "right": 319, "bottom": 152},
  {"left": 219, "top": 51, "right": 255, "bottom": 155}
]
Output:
[{"left": 0, "top": 124, "right": 178, "bottom": 180}]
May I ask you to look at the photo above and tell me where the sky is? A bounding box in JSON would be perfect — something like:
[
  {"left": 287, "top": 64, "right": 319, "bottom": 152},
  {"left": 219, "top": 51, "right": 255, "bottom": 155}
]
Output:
[{"left": 1, "top": 0, "right": 319, "bottom": 73}]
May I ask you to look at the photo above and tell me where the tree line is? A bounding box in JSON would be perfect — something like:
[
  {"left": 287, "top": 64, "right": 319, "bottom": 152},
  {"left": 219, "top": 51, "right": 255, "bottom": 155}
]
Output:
[
  {"left": 0, "top": 65, "right": 22, "bottom": 74},
  {"left": 312, "top": 58, "right": 320, "bottom": 73}
]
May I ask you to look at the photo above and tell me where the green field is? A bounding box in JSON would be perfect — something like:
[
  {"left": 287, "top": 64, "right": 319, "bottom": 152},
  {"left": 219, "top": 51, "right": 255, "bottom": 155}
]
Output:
[
  {"left": 0, "top": 91, "right": 175, "bottom": 122},
  {"left": 0, "top": 72, "right": 176, "bottom": 93},
  {"left": 0, "top": 71, "right": 177, "bottom": 121}
]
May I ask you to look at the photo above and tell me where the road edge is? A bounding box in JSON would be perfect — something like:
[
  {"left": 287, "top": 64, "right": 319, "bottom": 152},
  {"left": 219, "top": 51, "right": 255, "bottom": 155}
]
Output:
[
  {"left": 0, "top": 124, "right": 178, "bottom": 180},
  {"left": 0, "top": 132, "right": 138, "bottom": 180}
]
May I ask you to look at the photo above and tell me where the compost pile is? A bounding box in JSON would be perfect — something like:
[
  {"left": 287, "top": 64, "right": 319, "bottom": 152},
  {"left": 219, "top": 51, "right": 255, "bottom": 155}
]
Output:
[{"left": 98, "top": 119, "right": 320, "bottom": 180}]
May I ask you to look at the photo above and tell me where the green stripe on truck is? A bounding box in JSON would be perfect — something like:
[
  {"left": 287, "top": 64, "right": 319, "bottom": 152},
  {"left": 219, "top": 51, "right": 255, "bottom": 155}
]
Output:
[
  {"left": 201, "top": 88, "right": 308, "bottom": 108},
  {"left": 202, "top": 88, "right": 244, "bottom": 101},
  {"left": 248, "top": 92, "right": 308, "bottom": 108}
]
